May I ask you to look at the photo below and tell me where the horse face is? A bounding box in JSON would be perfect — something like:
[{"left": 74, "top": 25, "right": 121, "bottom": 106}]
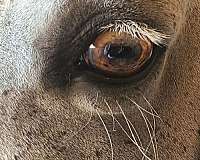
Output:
[{"left": 0, "top": 0, "right": 200, "bottom": 159}]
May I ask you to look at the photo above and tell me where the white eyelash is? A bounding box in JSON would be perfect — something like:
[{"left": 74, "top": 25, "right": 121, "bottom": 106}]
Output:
[{"left": 100, "top": 20, "right": 170, "bottom": 46}]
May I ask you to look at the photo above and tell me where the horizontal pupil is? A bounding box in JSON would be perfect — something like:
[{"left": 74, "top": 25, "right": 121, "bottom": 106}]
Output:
[{"left": 104, "top": 43, "right": 142, "bottom": 59}]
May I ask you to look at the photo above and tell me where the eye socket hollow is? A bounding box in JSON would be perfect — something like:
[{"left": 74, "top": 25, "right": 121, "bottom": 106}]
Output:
[{"left": 83, "top": 31, "right": 153, "bottom": 78}]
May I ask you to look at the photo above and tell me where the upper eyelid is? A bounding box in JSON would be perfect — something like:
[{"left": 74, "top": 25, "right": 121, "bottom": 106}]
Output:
[{"left": 100, "top": 20, "right": 171, "bottom": 46}]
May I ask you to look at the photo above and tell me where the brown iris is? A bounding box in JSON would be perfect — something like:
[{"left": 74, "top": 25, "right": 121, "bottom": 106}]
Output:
[{"left": 83, "top": 31, "right": 153, "bottom": 77}]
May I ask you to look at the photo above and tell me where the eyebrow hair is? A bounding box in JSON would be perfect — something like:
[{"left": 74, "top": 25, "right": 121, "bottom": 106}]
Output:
[{"left": 100, "top": 20, "right": 170, "bottom": 46}]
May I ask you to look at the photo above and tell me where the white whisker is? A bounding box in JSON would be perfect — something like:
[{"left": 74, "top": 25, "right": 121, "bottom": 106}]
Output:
[
  {"left": 127, "top": 119, "right": 144, "bottom": 149},
  {"left": 127, "top": 97, "right": 158, "bottom": 160},
  {"left": 142, "top": 95, "right": 160, "bottom": 160},
  {"left": 126, "top": 96, "right": 160, "bottom": 118},
  {"left": 116, "top": 100, "right": 138, "bottom": 143},
  {"left": 142, "top": 140, "right": 152, "bottom": 160},
  {"left": 104, "top": 99, "right": 116, "bottom": 131},
  {"left": 104, "top": 99, "right": 149, "bottom": 157},
  {"left": 96, "top": 109, "right": 114, "bottom": 160},
  {"left": 116, "top": 100, "right": 152, "bottom": 160},
  {"left": 114, "top": 118, "right": 148, "bottom": 153},
  {"left": 135, "top": 91, "right": 162, "bottom": 159},
  {"left": 142, "top": 95, "right": 163, "bottom": 122}
]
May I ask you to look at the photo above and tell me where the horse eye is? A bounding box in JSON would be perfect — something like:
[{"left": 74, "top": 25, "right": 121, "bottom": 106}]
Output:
[{"left": 82, "top": 31, "right": 153, "bottom": 78}]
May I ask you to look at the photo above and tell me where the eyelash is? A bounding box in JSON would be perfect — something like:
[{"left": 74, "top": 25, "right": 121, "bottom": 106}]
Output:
[{"left": 100, "top": 20, "right": 170, "bottom": 46}]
